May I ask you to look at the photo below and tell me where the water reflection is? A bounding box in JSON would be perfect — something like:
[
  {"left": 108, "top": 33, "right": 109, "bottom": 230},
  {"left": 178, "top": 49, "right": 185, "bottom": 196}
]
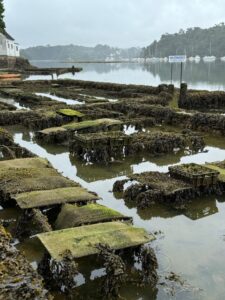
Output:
[
  {"left": 0, "top": 97, "right": 30, "bottom": 110},
  {"left": 29, "top": 60, "right": 225, "bottom": 90},
  {"left": 181, "top": 196, "right": 219, "bottom": 220}
]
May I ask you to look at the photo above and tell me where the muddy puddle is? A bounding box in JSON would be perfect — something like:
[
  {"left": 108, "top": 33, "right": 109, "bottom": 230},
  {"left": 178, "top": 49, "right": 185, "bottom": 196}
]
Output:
[{"left": 2, "top": 124, "right": 225, "bottom": 300}]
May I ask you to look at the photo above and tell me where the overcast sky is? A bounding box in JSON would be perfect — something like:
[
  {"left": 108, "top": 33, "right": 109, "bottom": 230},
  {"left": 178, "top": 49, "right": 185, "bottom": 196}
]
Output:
[{"left": 4, "top": 0, "right": 225, "bottom": 48}]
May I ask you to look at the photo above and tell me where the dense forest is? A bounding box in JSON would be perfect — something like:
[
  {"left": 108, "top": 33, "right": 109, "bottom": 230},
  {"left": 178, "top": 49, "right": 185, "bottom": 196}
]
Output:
[
  {"left": 141, "top": 23, "right": 225, "bottom": 58},
  {"left": 21, "top": 44, "right": 141, "bottom": 61}
]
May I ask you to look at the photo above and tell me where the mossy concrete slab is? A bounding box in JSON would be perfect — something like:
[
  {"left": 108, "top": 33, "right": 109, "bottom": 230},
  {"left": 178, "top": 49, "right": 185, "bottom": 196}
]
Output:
[
  {"left": 55, "top": 203, "right": 132, "bottom": 229},
  {"left": 0, "top": 167, "right": 78, "bottom": 200},
  {"left": 15, "top": 187, "right": 99, "bottom": 209},
  {"left": 37, "top": 127, "right": 67, "bottom": 135},
  {"left": 205, "top": 163, "right": 225, "bottom": 182},
  {"left": 57, "top": 109, "right": 85, "bottom": 118},
  {"left": 37, "top": 221, "right": 153, "bottom": 260},
  {"left": 63, "top": 118, "right": 122, "bottom": 131},
  {"left": 0, "top": 157, "right": 50, "bottom": 169}
]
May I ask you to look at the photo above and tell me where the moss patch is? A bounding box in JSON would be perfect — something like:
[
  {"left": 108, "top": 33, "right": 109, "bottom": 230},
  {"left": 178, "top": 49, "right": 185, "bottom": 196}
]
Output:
[
  {"left": 63, "top": 118, "right": 122, "bottom": 131},
  {"left": 55, "top": 203, "right": 130, "bottom": 229},
  {"left": 37, "top": 221, "right": 153, "bottom": 260},
  {"left": 0, "top": 167, "right": 77, "bottom": 200},
  {"left": 57, "top": 108, "right": 85, "bottom": 118},
  {"left": 0, "top": 157, "right": 50, "bottom": 169},
  {"left": 205, "top": 163, "right": 225, "bottom": 182},
  {"left": 15, "top": 187, "right": 98, "bottom": 209},
  {"left": 38, "top": 127, "right": 67, "bottom": 135}
]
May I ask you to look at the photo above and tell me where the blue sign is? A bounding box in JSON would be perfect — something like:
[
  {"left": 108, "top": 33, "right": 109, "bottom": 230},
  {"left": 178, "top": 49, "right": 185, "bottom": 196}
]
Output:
[{"left": 169, "top": 55, "right": 187, "bottom": 63}]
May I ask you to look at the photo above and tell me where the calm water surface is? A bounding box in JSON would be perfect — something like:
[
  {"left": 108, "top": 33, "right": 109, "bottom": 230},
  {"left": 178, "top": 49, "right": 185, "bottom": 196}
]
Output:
[{"left": 29, "top": 60, "right": 225, "bottom": 91}]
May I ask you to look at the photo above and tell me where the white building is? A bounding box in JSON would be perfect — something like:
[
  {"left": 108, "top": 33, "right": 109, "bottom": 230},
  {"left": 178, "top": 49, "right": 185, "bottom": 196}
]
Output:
[{"left": 0, "top": 31, "right": 20, "bottom": 57}]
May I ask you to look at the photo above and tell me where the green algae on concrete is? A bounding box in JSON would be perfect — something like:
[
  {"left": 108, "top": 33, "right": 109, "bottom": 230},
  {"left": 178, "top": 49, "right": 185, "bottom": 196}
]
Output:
[
  {"left": 37, "top": 221, "right": 153, "bottom": 260},
  {"left": 0, "top": 167, "right": 78, "bottom": 202},
  {"left": 57, "top": 108, "right": 85, "bottom": 118},
  {"left": 0, "top": 157, "right": 51, "bottom": 169},
  {"left": 15, "top": 187, "right": 99, "bottom": 209},
  {"left": 55, "top": 203, "right": 132, "bottom": 229},
  {"left": 37, "top": 127, "right": 67, "bottom": 135},
  {"left": 205, "top": 162, "right": 225, "bottom": 182},
  {"left": 35, "top": 127, "right": 68, "bottom": 144},
  {"left": 63, "top": 118, "right": 122, "bottom": 131}
]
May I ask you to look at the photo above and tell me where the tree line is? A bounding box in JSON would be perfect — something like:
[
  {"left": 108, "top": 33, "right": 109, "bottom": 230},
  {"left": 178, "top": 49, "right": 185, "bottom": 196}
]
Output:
[{"left": 141, "top": 23, "right": 225, "bottom": 58}]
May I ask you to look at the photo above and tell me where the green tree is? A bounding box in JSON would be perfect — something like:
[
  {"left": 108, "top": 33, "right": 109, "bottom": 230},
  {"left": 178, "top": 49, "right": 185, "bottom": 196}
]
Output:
[
  {"left": 141, "top": 23, "right": 225, "bottom": 58},
  {"left": 0, "top": 0, "right": 5, "bottom": 32}
]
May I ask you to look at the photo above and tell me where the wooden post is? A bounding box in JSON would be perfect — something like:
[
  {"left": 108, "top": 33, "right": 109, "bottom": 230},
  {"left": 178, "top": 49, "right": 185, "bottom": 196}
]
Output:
[
  {"left": 180, "top": 62, "right": 183, "bottom": 84},
  {"left": 170, "top": 63, "right": 173, "bottom": 84}
]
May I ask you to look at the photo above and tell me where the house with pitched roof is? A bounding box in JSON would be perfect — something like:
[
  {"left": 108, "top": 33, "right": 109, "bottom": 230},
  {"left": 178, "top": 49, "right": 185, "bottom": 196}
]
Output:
[{"left": 0, "top": 31, "right": 19, "bottom": 57}]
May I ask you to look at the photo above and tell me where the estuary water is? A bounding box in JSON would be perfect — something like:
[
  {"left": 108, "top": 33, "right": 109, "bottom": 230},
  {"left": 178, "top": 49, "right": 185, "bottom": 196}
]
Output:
[{"left": 30, "top": 60, "right": 225, "bottom": 91}]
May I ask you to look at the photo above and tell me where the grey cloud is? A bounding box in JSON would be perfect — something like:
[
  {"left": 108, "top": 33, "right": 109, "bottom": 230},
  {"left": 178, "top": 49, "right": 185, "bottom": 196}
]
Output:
[{"left": 4, "top": 0, "right": 225, "bottom": 48}]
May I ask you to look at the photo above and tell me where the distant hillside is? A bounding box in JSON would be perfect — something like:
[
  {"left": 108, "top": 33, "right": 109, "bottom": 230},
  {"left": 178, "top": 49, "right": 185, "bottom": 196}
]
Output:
[
  {"left": 141, "top": 23, "right": 225, "bottom": 58},
  {"left": 21, "top": 44, "right": 141, "bottom": 61}
]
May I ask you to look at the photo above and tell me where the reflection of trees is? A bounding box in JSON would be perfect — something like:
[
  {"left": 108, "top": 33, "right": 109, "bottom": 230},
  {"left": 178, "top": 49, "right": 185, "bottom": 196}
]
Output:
[
  {"left": 32, "top": 60, "right": 225, "bottom": 88},
  {"left": 32, "top": 61, "right": 142, "bottom": 74},
  {"left": 142, "top": 61, "right": 225, "bottom": 88}
]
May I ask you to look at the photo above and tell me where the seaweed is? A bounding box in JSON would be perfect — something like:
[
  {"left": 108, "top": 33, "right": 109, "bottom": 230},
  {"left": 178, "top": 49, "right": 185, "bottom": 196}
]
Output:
[
  {"left": 38, "top": 250, "right": 78, "bottom": 296},
  {"left": 97, "top": 243, "right": 126, "bottom": 300},
  {"left": 0, "top": 225, "right": 51, "bottom": 299}
]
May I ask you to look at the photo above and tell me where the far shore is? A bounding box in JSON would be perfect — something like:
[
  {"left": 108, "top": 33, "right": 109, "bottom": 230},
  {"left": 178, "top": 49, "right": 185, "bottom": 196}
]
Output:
[{"left": 29, "top": 59, "right": 138, "bottom": 64}]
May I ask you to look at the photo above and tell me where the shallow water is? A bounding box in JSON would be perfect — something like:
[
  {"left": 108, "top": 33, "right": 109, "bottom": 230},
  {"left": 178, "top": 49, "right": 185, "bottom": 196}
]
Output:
[
  {"left": 3, "top": 125, "right": 225, "bottom": 299},
  {"left": 35, "top": 92, "right": 84, "bottom": 105},
  {"left": 28, "top": 60, "right": 225, "bottom": 91},
  {"left": 0, "top": 96, "right": 30, "bottom": 110}
]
